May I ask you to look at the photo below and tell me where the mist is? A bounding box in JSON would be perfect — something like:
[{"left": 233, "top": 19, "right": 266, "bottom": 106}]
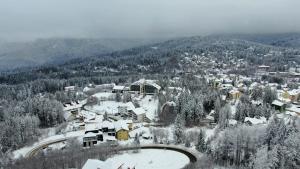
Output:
[{"left": 0, "top": 0, "right": 299, "bottom": 42}]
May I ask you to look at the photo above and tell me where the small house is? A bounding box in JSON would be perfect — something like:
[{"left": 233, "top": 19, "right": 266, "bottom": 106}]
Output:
[
  {"left": 244, "top": 117, "right": 267, "bottom": 125},
  {"left": 63, "top": 101, "right": 82, "bottom": 115},
  {"left": 131, "top": 107, "right": 146, "bottom": 122},
  {"left": 64, "top": 86, "right": 76, "bottom": 92},
  {"left": 228, "top": 89, "right": 241, "bottom": 100},
  {"left": 83, "top": 133, "right": 98, "bottom": 147},
  {"left": 101, "top": 121, "right": 116, "bottom": 136},
  {"left": 257, "top": 65, "right": 270, "bottom": 72},
  {"left": 112, "top": 85, "right": 125, "bottom": 93},
  {"left": 85, "top": 124, "right": 103, "bottom": 141},
  {"left": 272, "top": 100, "right": 286, "bottom": 112},
  {"left": 115, "top": 121, "right": 129, "bottom": 140}
]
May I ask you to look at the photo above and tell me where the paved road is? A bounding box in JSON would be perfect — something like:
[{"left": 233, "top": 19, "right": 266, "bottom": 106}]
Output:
[{"left": 25, "top": 138, "right": 68, "bottom": 158}]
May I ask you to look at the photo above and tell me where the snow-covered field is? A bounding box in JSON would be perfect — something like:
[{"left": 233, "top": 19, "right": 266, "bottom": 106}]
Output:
[{"left": 106, "top": 149, "right": 190, "bottom": 169}]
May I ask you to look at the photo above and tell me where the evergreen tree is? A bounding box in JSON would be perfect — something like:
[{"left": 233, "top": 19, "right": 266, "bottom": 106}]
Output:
[
  {"left": 214, "top": 97, "right": 221, "bottom": 123},
  {"left": 263, "top": 87, "right": 277, "bottom": 105},
  {"left": 251, "top": 86, "right": 263, "bottom": 101},
  {"left": 153, "top": 135, "right": 158, "bottom": 144},
  {"left": 196, "top": 129, "right": 207, "bottom": 152},
  {"left": 115, "top": 92, "right": 121, "bottom": 102},
  {"left": 173, "top": 113, "right": 185, "bottom": 144},
  {"left": 185, "top": 139, "right": 191, "bottom": 147},
  {"left": 134, "top": 133, "right": 140, "bottom": 146},
  {"left": 218, "top": 104, "right": 232, "bottom": 129},
  {"left": 103, "top": 112, "right": 108, "bottom": 121}
]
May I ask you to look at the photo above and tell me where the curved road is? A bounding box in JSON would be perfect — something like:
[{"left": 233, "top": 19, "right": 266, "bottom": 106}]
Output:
[
  {"left": 25, "top": 138, "right": 68, "bottom": 158},
  {"left": 25, "top": 139, "right": 199, "bottom": 163}
]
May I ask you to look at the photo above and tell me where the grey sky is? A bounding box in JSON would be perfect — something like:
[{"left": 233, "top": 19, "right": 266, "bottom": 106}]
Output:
[{"left": 0, "top": 0, "right": 299, "bottom": 41}]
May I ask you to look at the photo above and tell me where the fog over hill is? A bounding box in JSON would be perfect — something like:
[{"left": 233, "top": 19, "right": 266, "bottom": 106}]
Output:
[{"left": 0, "top": 38, "right": 163, "bottom": 70}]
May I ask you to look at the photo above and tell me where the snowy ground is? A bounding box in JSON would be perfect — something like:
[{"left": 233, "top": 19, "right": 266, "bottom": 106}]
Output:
[
  {"left": 137, "top": 95, "right": 159, "bottom": 120},
  {"left": 105, "top": 149, "right": 190, "bottom": 169},
  {"left": 86, "top": 93, "right": 159, "bottom": 121},
  {"left": 85, "top": 101, "right": 123, "bottom": 114}
]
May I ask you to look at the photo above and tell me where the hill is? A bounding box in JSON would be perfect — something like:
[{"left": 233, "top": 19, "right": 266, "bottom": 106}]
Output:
[{"left": 0, "top": 38, "right": 161, "bottom": 70}]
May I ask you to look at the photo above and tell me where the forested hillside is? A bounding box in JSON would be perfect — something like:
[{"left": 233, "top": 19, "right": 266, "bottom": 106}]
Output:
[
  {"left": 0, "top": 38, "right": 161, "bottom": 70},
  {"left": 1, "top": 35, "right": 299, "bottom": 85}
]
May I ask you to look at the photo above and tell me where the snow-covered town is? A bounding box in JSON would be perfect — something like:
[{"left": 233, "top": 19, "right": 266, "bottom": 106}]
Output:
[
  {"left": 8, "top": 60, "right": 300, "bottom": 169},
  {"left": 1, "top": 1, "right": 300, "bottom": 169}
]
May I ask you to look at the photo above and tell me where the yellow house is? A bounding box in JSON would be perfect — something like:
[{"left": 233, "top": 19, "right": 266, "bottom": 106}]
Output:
[
  {"left": 282, "top": 89, "right": 290, "bottom": 99},
  {"left": 115, "top": 120, "right": 129, "bottom": 140},
  {"left": 229, "top": 89, "right": 241, "bottom": 100},
  {"left": 281, "top": 89, "right": 300, "bottom": 103},
  {"left": 116, "top": 129, "right": 129, "bottom": 140}
]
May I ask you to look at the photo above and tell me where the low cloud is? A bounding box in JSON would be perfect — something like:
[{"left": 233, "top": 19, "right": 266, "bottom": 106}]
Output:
[{"left": 0, "top": 0, "right": 299, "bottom": 41}]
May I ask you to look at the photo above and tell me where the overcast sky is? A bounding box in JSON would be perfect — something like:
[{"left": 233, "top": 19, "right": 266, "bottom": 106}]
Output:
[{"left": 0, "top": 0, "right": 299, "bottom": 41}]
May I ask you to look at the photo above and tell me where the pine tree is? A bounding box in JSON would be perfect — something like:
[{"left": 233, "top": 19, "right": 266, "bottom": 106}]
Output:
[
  {"left": 196, "top": 129, "right": 207, "bottom": 153},
  {"left": 214, "top": 97, "right": 221, "bottom": 122},
  {"left": 134, "top": 133, "right": 140, "bottom": 146},
  {"left": 173, "top": 113, "right": 185, "bottom": 144},
  {"left": 115, "top": 92, "right": 121, "bottom": 102},
  {"left": 185, "top": 139, "right": 191, "bottom": 147},
  {"left": 218, "top": 104, "right": 232, "bottom": 129},
  {"left": 153, "top": 135, "right": 158, "bottom": 144},
  {"left": 263, "top": 87, "right": 277, "bottom": 105},
  {"left": 103, "top": 112, "right": 108, "bottom": 121}
]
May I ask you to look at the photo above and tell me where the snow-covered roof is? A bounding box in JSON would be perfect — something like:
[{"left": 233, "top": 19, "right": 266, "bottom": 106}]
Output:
[
  {"left": 81, "top": 111, "right": 96, "bottom": 121},
  {"left": 286, "top": 105, "right": 300, "bottom": 113},
  {"left": 85, "top": 124, "right": 99, "bottom": 132},
  {"left": 272, "top": 100, "right": 285, "bottom": 107},
  {"left": 113, "top": 85, "right": 125, "bottom": 90},
  {"left": 258, "top": 65, "right": 270, "bottom": 68},
  {"left": 288, "top": 89, "right": 300, "bottom": 96},
  {"left": 126, "top": 102, "right": 135, "bottom": 111},
  {"left": 114, "top": 120, "right": 129, "bottom": 131},
  {"left": 251, "top": 100, "right": 262, "bottom": 105},
  {"left": 101, "top": 121, "right": 115, "bottom": 129},
  {"left": 132, "top": 79, "right": 161, "bottom": 90},
  {"left": 229, "top": 119, "right": 237, "bottom": 125},
  {"left": 84, "top": 132, "right": 97, "bottom": 138},
  {"left": 206, "top": 115, "right": 214, "bottom": 121},
  {"left": 244, "top": 117, "right": 266, "bottom": 125},
  {"left": 286, "top": 111, "right": 298, "bottom": 117},
  {"left": 229, "top": 88, "right": 240, "bottom": 94},
  {"left": 168, "top": 87, "right": 183, "bottom": 91},
  {"left": 64, "top": 86, "right": 76, "bottom": 91},
  {"left": 123, "top": 119, "right": 133, "bottom": 124},
  {"left": 63, "top": 101, "right": 83, "bottom": 111},
  {"left": 142, "top": 133, "right": 151, "bottom": 138},
  {"left": 133, "top": 107, "right": 146, "bottom": 115}
]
